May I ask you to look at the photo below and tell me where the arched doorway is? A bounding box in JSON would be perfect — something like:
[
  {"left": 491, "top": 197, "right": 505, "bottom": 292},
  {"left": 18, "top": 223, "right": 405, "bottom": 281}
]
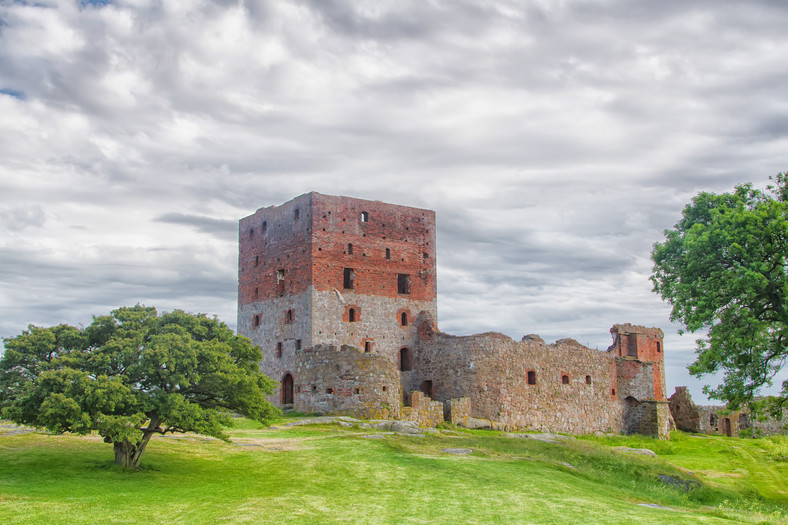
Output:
[
  {"left": 399, "top": 348, "right": 413, "bottom": 371},
  {"left": 281, "top": 373, "right": 294, "bottom": 405}
]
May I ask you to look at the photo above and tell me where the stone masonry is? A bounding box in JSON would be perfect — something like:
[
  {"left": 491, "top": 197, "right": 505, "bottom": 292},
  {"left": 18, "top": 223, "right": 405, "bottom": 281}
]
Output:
[
  {"left": 668, "top": 387, "right": 786, "bottom": 437},
  {"left": 238, "top": 193, "right": 672, "bottom": 438}
]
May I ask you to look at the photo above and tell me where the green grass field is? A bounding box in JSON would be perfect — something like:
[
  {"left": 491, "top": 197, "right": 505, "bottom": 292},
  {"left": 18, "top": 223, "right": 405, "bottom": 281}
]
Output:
[{"left": 1, "top": 418, "right": 786, "bottom": 524}]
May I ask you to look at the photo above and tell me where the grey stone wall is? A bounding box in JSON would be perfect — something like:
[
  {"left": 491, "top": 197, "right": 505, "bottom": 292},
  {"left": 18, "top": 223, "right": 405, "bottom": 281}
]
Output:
[
  {"left": 311, "top": 289, "right": 436, "bottom": 361},
  {"left": 414, "top": 331, "right": 624, "bottom": 435},
  {"left": 293, "top": 344, "right": 401, "bottom": 419}
]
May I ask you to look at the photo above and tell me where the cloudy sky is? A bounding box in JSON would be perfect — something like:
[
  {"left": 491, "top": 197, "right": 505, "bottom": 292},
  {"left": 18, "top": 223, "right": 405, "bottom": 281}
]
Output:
[{"left": 1, "top": 0, "right": 787, "bottom": 404}]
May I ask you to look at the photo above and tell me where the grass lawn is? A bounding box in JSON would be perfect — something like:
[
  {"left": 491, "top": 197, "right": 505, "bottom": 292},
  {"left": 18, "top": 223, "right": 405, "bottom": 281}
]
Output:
[{"left": 1, "top": 418, "right": 786, "bottom": 524}]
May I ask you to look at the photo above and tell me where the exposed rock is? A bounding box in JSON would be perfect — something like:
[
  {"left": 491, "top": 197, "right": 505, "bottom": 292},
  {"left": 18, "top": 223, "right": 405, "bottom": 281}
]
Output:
[
  {"left": 658, "top": 474, "right": 701, "bottom": 492},
  {"left": 441, "top": 448, "right": 473, "bottom": 455},
  {"left": 638, "top": 503, "right": 676, "bottom": 511},
  {"left": 505, "top": 432, "right": 575, "bottom": 443},
  {"left": 390, "top": 421, "right": 423, "bottom": 434},
  {"left": 612, "top": 446, "right": 657, "bottom": 457}
]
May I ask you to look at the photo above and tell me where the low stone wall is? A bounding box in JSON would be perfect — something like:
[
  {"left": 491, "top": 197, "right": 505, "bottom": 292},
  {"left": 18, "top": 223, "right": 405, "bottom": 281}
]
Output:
[
  {"left": 401, "top": 391, "right": 444, "bottom": 428},
  {"left": 448, "top": 397, "right": 472, "bottom": 425}
]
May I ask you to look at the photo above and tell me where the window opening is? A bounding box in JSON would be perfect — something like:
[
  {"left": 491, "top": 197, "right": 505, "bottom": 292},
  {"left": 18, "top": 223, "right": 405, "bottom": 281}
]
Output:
[
  {"left": 285, "top": 309, "right": 294, "bottom": 324},
  {"left": 254, "top": 255, "right": 259, "bottom": 267},
  {"left": 627, "top": 335, "right": 638, "bottom": 357},
  {"left": 276, "top": 269, "right": 286, "bottom": 296},
  {"left": 420, "top": 380, "right": 433, "bottom": 399},
  {"left": 399, "top": 348, "right": 413, "bottom": 371},
  {"left": 296, "top": 339, "right": 302, "bottom": 350},
  {"left": 585, "top": 375, "right": 592, "bottom": 385},
  {"left": 364, "top": 341, "right": 372, "bottom": 353},
  {"left": 360, "top": 211, "right": 369, "bottom": 222},
  {"left": 656, "top": 341, "right": 661, "bottom": 353},
  {"left": 348, "top": 308, "right": 356, "bottom": 322},
  {"left": 385, "top": 248, "right": 391, "bottom": 260},
  {"left": 262, "top": 221, "right": 267, "bottom": 232},
  {"left": 343, "top": 268, "right": 355, "bottom": 289},
  {"left": 253, "top": 314, "right": 261, "bottom": 328},
  {"left": 382, "top": 385, "right": 387, "bottom": 392},
  {"left": 254, "top": 287, "right": 259, "bottom": 299},
  {"left": 400, "top": 312, "right": 408, "bottom": 326},
  {"left": 294, "top": 208, "right": 300, "bottom": 220},
  {"left": 249, "top": 228, "right": 254, "bottom": 238},
  {"left": 276, "top": 342, "right": 283, "bottom": 358},
  {"left": 527, "top": 370, "right": 537, "bottom": 385},
  {"left": 347, "top": 243, "right": 353, "bottom": 255},
  {"left": 354, "top": 388, "right": 360, "bottom": 395},
  {"left": 397, "top": 273, "right": 411, "bottom": 294},
  {"left": 326, "top": 387, "right": 334, "bottom": 395},
  {"left": 611, "top": 388, "right": 616, "bottom": 396},
  {"left": 561, "top": 374, "right": 570, "bottom": 385}
]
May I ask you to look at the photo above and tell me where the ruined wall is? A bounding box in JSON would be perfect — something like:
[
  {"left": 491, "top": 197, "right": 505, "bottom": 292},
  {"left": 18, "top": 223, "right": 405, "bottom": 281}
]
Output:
[
  {"left": 238, "top": 193, "right": 673, "bottom": 439},
  {"left": 293, "top": 344, "right": 401, "bottom": 419},
  {"left": 747, "top": 407, "right": 788, "bottom": 436},
  {"left": 668, "top": 386, "right": 701, "bottom": 433},
  {"left": 668, "top": 387, "right": 788, "bottom": 437},
  {"left": 414, "top": 331, "right": 623, "bottom": 435},
  {"left": 447, "top": 397, "right": 472, "bottom": 425},
  {"left": 401, "top": 391, "right": 444, "bottom": 427}
]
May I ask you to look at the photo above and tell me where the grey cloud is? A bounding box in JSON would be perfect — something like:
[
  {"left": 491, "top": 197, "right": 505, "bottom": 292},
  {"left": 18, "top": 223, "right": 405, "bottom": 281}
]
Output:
[
  {"left": 154, "top": 213, "right": 237, "bottom": 238},
  {"left": 0, "top": 205, "right": 45, "bottom": 231},
  {"left": 1, "top": 0, "right": 787, "bottom": 401}
]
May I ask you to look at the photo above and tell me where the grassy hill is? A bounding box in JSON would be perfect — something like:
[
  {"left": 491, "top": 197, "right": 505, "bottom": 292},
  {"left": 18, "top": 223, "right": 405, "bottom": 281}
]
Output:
[{"left": 1, "top": 417, "right": 786, "bottom": 524}]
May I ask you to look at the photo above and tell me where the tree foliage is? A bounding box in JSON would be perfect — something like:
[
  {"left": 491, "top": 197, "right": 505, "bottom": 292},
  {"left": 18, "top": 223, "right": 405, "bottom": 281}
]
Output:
[
  {"left": 0, "top": 305, "right": 278, "bottom": 468},
  {"left": 651, "top": 173, "right": 788, "bottom": 414}
]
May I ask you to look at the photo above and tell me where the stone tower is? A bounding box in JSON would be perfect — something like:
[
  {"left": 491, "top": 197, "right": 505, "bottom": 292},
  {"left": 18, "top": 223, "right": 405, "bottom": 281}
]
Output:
[
  {"left": 237, "top": 192, "right": 437, "bottom": 407},
  {"left": 609, "top": 324, "right": 672, "bottom": 439}
]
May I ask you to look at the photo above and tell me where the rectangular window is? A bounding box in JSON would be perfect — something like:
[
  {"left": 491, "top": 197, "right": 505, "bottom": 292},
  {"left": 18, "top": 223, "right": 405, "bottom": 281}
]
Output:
[
  {"left": 343, "top": 268, "right": 355, "bottom": 289},
  {"left": 397, "top": 273, "right": 411, "bottom": 294},
  {"left": 276, "top": 342, "right": 283, "bottom": 358},
  {"left": 295, "top": 339, "right": 302, "bottom": 350},
  {"left": 277, "top": 269, "right": 286, "bottom": 296}
]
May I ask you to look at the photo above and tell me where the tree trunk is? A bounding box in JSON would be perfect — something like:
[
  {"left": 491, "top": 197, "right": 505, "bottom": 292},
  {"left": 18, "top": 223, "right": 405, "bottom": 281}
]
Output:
[{"left": 113, "top": 440, "right": 136, "bottom": 468}]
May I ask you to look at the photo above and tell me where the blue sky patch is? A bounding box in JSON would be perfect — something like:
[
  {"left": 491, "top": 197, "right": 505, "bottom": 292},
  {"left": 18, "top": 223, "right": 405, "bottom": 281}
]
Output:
[
  {"left": 0, "top": 88, "right": 26, "bottom": 100},
  {"left": 80, "top": 0, "right": 111, "bottom": 6}
]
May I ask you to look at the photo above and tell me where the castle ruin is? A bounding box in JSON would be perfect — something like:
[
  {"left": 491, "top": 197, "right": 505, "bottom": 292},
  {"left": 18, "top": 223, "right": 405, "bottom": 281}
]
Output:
[{"left": 238, "top": 193, "right": 672, "bottom": 438}]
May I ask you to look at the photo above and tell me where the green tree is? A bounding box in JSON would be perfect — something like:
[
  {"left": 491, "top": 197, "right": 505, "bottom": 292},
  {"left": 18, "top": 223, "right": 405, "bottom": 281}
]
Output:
[
  {"left": 0, "top": 305, "right": 278, "bottom": 468},
  {"left": 651, "top": 173, "right": 788, "bottom": 414}
]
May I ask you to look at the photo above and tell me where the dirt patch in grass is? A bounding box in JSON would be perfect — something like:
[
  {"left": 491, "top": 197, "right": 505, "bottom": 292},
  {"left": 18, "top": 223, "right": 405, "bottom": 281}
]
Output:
[{"left": 693, "top": 470, "right": 744, "bottom": 478}]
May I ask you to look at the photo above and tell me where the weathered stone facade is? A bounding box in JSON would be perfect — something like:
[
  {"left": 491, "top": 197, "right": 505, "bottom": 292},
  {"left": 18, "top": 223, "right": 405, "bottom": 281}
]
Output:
[
  {"left": 238, "top": 193, "right": 671, "bottom": 438},
  {"left": 668, "top": 387, "right": 786, "bottom": 437}
]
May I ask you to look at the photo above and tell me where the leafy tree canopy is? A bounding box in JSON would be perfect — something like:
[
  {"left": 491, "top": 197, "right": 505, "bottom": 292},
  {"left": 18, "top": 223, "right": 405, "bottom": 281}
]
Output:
[
  {"left": 651, "top": 173, "right": 788, "bottom": 415},
  {"left": 0, "top": 305, "right": 278, "bottom": 468}
]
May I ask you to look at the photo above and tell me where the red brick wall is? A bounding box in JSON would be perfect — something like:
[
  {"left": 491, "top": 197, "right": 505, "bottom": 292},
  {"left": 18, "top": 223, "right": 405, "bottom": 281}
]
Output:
[
  {"left": 310, "top": 194, "right": 437, "bottom": 302},
  {"left": 238, "top": 193, "right": 314, "bottom": 305}
]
